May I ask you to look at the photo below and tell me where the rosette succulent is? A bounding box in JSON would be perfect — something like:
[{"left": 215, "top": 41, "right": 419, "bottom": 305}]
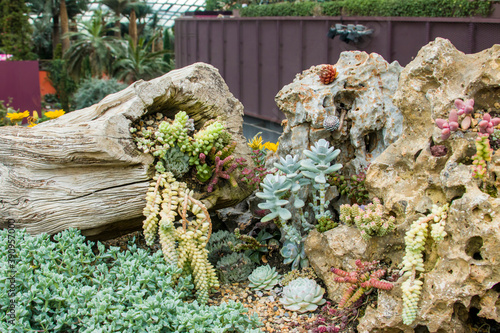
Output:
[
  {"left": 248, "top": 264, "right": 281, "bottom": 291},
  {"left": 279, "top": 277, "right": 326, "bottom": 313}
]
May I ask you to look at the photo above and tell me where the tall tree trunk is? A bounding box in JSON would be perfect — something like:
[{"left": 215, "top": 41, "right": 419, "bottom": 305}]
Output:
[
  {"left": 114, "top": 14, "right": 121, "bottom": 38},
  {"left": 60, "top": 0, "right": 70, "bottom": 55},
  {"left": 52, "top": 13, "right": 60, "bottom": 58},
  {"left": 153, "top": 31, "right": 163, "bottom": 53},
  {"left": 129, "top": 8, "right": 137, "bottom": 47}
]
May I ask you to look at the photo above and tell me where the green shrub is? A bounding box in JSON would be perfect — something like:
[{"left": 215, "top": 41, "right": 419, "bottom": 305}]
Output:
[
  {"left": 0, "top": 228, "right": 261, "bottom": 332},
  {"left": 73, "top": 78, "right": 128, "bottom": 110},
  {"left": 240, "top": 0, "right": 492, "bottom": 18}
]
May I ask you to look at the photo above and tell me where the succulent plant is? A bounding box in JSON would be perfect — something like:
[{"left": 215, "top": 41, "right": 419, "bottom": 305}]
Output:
[
  {"left": 319, "top": 64, "right": 338, "bottom": 85},
  {"left": 256, "top": 174, "right": 292, "bottom": 222},
  {"left": 217, "top": 252, "right": 255, "bottom": 284},
  {"left": 248, "top": 264, "right": 281, "bottom": 291},
  {"left": 300, "top": 139, "right": 342, "bottom": 185},
  {"left": 279, "top": 277, "right": 326, "bottom": 313},
  {"left": 280, "top": 239, "right": 309, "bottom": 271},
  {"left": 158, "top": 145, "right": 190, "bottom": 177},
  {"left": 323, "top": 115, "right": 340, "bottom": 131}
]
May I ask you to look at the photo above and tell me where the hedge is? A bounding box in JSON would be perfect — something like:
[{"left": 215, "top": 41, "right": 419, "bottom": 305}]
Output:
[{"left": 240, "top": 0, "right": 492, "bottom": 18}]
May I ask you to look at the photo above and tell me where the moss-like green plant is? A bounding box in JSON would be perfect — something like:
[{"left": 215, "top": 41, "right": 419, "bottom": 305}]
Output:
[
  {"left": 281, "top": 267, "right": 318, "bottom": 286},
  {"left": 279, "top": 278, "right": 326, "bottom": 313},
  {"left": 0, "top": 228, "right": 262, "bottom": 332},
  {"left": 248, "top": 264, "right": 281, "bottom": 291},
  {"left": 400, "top": 203, "right": 448, "bottom": 325},
  {"left": 339, "top": 197, "right": 396, "bottom": 240}
]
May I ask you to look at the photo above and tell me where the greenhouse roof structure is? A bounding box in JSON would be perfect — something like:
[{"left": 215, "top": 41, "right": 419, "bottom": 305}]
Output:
[{"left": 79, "top": 0, "right": 205, "bottom": 28}]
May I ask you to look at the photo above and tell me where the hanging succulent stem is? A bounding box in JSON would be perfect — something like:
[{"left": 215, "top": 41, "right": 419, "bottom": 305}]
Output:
[{"left": 188, "top": 195, "right": 212, "bottom": 240}]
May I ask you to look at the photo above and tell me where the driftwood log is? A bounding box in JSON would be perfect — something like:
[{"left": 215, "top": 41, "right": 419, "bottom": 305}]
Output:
[{"left": 0, "top": 63, "right": 253, "bottom": 239}]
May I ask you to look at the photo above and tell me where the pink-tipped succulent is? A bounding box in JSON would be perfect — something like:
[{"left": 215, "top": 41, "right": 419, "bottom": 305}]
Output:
[
  {"left": 435, "top": 109, "right": 459, "bottom": 140},
  {"left": 455, "top": 98, "right": 474, "bottom": 115},
  {"left": 455, "top": 99, "right": 475, "bottom": 129},
  {"left": 478, "top": 113, "right": 500, "bottom": 136}
]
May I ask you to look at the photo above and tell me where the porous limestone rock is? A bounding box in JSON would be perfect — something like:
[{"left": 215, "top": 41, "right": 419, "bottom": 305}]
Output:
[
  {"left": 0, "top": 62, "right": 253, "bottom": 239},
  {"left": 275, "top": 51, "right": 403, "bottom": 174},
  {"left": 306, "top": 38, "right": 500, "bottom": 332}
]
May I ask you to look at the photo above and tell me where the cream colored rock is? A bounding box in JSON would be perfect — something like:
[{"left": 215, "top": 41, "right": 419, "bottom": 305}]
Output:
[
  {"left": 0, "top": 63, "right": 252, "bottom": 239},
  {"left": 357, "top": 38, "right": 500, "bottom": 332},
  {"left": 275, "top": 51, "right": 403, "bottom": 174}
]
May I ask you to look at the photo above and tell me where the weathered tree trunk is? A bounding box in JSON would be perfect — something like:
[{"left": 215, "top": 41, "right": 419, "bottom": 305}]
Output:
[
  {"left": 60, "top": 0, "right": 70, "bottom": 54},
  {"left": 129, "top": 8, "right": 137, "bottom": 47},
  {"left": 0, "top": 63, "right": 253, "bottom": 239}
]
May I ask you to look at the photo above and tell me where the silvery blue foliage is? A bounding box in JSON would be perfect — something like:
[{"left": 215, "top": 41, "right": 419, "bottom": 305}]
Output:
[
  {"left": 255, "top": 174, "right": 292, "bottom": 222},
  {"left": 300, "top": 139, "right": 342, "bottom": 184},
  {"left": 0, "top": 228, "right": 261, "bottom": 332}
]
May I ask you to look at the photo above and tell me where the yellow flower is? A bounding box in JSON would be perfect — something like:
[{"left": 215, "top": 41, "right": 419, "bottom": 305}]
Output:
[
  {"left": 28, "top": 121, "right": 37, "bottom": 128},
  {"left": 6, "top": 110, "right": 29, "bottom": 123},
  {"left": 247, "top": 133, "right": 263, "bottom": 150},
  {"left": 44, "top": 109, "right": 65, "bottom": 119},
  {"left": 32, "top": 111, "right": 39, "bottom": 121},
  {"left": 263, "top": 141, "right": 279, "bottom": 152}
]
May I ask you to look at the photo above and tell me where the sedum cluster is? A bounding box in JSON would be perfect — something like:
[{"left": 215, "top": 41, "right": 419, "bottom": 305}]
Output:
[
  {"left": 133, "top": 111, "right": 241, "bottom": 187},
  {"left": 143, "top": 171, "right": 219, "bottom": 303},
  {"left": 248, "top": 264, "right": 281, "bottom": 291},
  {"left": 331, "top": 260, "right": 393, "bottom": 309},
  {"left": 0, "top": 228, "right": 261, "bottom": 332},
  {"left": 472, "top": 135, "right": 493, "bottom": 180},
  {"left": 281, "top": 267, "right": 318, "bottom": 286},
  {"left": 279, "top": 278, "right": 326, "bottom": 313},
  {"left": 339, "top": 197, "right": 396, "bottom": 240},
  {"left": 400, "top": 203, "right": 449, "bottom": 325}
]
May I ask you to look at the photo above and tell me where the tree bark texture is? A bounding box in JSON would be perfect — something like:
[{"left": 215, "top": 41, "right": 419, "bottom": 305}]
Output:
[
  {"left": 60, "top": 0, "right": 70, "bottom": 54},
  {"left": 0, "top": 63, "right": 253, "bottom": 239}
]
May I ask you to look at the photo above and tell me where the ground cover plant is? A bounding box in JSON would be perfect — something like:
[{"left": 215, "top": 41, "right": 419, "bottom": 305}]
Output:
[{"left": 0, "top": 228, "right": 261, "bottom": 332}]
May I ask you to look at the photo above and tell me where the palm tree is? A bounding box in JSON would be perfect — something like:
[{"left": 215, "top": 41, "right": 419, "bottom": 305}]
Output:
[
  {"left": 27, "top": 0, "right": 88, "bottom": 57},
  {"left": 100, "top": 0, "right": 132, "bottom": 38},
  {"left": 122, "top": 1, "right": 151, "bottom": 47},
  {"left": 64, "top": 10, "right": 118, "bottom": 79},
  {"left": 113, "top": 35, "right": 173, "bottom": 84}
]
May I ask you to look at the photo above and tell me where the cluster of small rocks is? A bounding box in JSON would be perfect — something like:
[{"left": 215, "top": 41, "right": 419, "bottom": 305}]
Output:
[{"left": 208, "top": 283, "right": 320, "bottom": 332}]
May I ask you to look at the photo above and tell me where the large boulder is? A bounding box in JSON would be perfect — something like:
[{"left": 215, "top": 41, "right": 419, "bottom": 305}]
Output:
[
  {"left": 0, "top": 63, "right": 253, "bottom": 239},
  {"left": 275, "top": 51, "right": 403, "bottom": 174},
  {"left": 306, "top": 38, "right": 500, "bottom": 332}
]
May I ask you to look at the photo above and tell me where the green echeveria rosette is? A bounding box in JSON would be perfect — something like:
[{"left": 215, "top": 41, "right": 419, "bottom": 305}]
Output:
[
  {"left": 279, "top": 277, "right": 326, "bottom": 313},
  {"left": 248, "top": 264, "right": 281, "bottom": 291}
]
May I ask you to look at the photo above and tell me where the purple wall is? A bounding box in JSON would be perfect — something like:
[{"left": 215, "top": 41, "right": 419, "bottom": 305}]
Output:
[
  {"left": 0, "top": 61, "right": 41, "bottom": 115},
  {"left": 175, "top": 16, "right": 500, "bottom": 122}
]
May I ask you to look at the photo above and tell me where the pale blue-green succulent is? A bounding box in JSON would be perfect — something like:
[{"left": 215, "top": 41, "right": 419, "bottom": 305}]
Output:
[
  {"left": 300, "top": 139, "right": 342, "bottom": 184},
  {"left": 279, "top": 277, "right": 326, "bottom": 313},
  {"left": 280, "top": 240, "right": 309, "bottom": 271},
  {"left": 255, "top": 174, "right": 292, "bottom": 222},
  {"left": 248, "top": 264, "right": 281, "bottom": 291}
]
